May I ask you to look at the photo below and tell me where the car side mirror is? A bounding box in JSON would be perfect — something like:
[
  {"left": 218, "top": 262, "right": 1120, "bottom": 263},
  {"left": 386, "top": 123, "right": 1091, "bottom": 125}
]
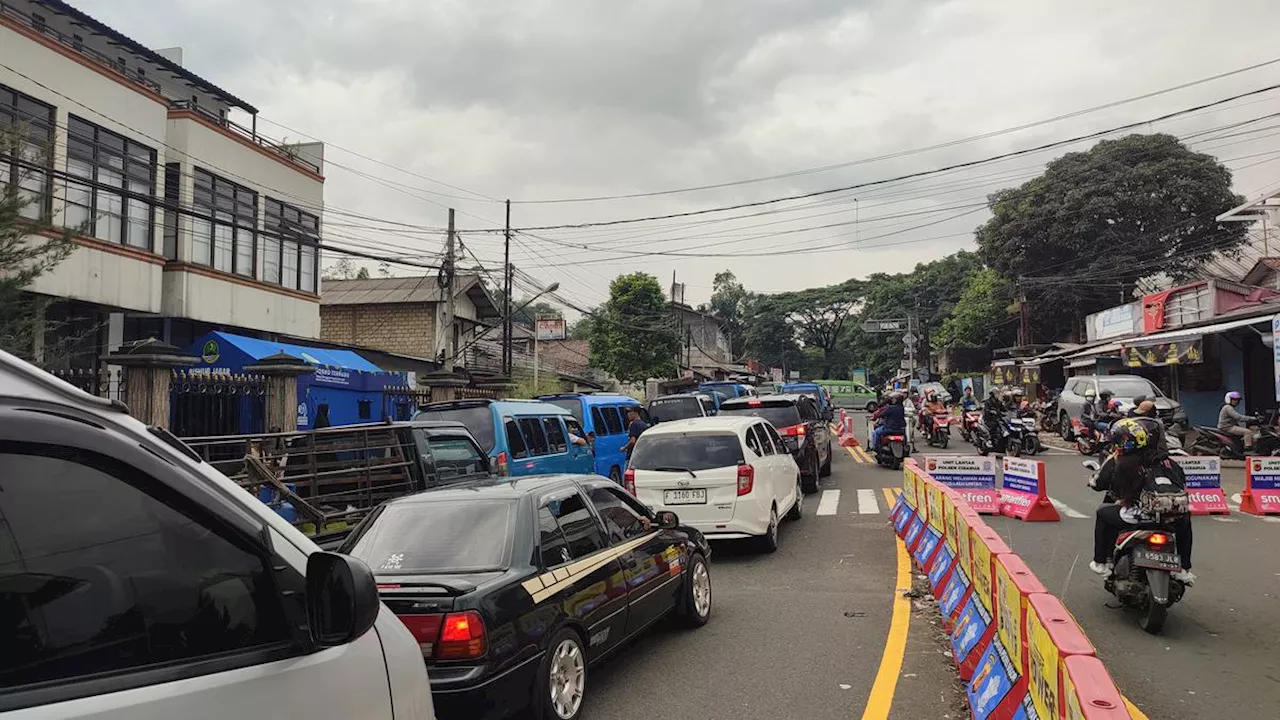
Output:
[
  {"left": 655, "top": 510, "right": 680, "bottom": 529},
  {"left": 306, "top": 551, "right": 380, "bottom": 648}
]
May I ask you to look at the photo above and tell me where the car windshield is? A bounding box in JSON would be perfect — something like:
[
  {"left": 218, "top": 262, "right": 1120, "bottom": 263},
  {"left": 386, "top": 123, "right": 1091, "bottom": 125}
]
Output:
[
  {"left": 720, "top": 402, "right": 802, "bottom": 428},
  {"left": 345, "top": 500, "right": 514, "bottom": 573},
  {"left": 631, "top": 433, "right": 745, "bottom": 471},
  {"left": 542, "top": 397, "right": 584, "bottom": 423},
  {"left": 1098, "top": 377, "right": 1162, "bottom": 398},
  {"left": 648, "top": 396, "right": 702, "bottom": 422},
  {"left": 414, "top": 405, "right": 495, "bottom": 452}
]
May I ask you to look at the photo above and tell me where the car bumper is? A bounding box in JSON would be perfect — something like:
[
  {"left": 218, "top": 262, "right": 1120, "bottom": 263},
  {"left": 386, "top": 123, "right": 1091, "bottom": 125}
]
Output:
[
  {"left": 430, "top": 653, "right": 543, "bottom": 720},
  {"left": 685, "top": 510, "right": 771, "bottom": 539}
]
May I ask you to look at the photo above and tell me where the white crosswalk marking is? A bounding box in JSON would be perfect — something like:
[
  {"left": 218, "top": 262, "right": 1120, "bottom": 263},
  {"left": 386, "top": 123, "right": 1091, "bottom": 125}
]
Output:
[
  {"left": 1049, "top": 497, "right": 1088, "bottom": 519},
  {"left": 816, "top": 489, "right": 841, "bottom": 516},
  {"left": 857, "top": 488, "right": 879, "bottom": 514}
]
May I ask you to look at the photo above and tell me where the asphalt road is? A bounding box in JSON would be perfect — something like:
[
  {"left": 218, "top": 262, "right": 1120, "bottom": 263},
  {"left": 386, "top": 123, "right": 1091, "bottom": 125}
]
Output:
[
  {"left": 585, "top": 441, "right": 966, "bottom": 720},
  {"left": 848, "top": 411, "right": 1280, "bottom": 720}
]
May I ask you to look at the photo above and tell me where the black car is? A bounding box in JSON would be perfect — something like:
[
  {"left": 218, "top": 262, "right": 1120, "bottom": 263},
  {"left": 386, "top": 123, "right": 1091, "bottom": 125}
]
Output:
[
  {"left": 338, "top": 474, "right": 713, "bottom": 720},
  {"left": 719, "top": 394, "right": 832, "bottom": 493}
]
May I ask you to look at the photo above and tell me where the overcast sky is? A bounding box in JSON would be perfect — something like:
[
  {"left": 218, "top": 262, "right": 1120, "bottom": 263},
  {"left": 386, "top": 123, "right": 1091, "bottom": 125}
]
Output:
[{"left": 77, "top": 0, "right": 1280, "bottom": 310}]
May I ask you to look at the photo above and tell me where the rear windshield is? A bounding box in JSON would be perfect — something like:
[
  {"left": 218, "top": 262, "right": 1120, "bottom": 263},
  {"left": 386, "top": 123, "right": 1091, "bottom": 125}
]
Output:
[
  {"left": 415, "top": 406, "right": 496, "bottom": 452},
  {"left": 544, "top": 398, "right": 584, "bottom": 423},
  {"left": 648, "top": 397, "right": 702, "bottom": 422},
  {"left": 631, "top": 433, "right": 745, "bottom": 471},
  {"left": 720, "top": 402, "right": 801, "bottom": 428},
  {"left": 346, "top": 500, "right": 514, "bottom": 573}
]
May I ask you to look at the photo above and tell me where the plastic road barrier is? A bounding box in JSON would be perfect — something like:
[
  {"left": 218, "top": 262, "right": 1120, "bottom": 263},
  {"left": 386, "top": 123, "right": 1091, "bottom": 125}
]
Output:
[
  {"left": 1000, "top": 457, "right": 1061, "bottom": 522},
  {"left": 1062, "top": 655, "right": 1131, "bottom": 719},
  {"left": 924, "top": 481, "right": 958, "bottom": 597},
  {"left": 1026, "top": 593, "right": 1097, "bottom": 719},
  {"left": 954, "top": 522, "right": 1012, "bottom": 681},
  {"left": 841, "top": 415, "right": 860, "bottom": 447},
  {"left": 1173, "top": 456, "right": 1229, "bottom": 515},
  {"left": 966, "top": 553, "right": 1049, "bottom": 719},
  {"left": 925, "top": 455, "right": 1001, "bottom": 514},
  {"left": 940, "top": 506, "right": 981, "bottom": 632},
  {"left": 1241, "top": 457, "right": 1280, "bottom": 515}
]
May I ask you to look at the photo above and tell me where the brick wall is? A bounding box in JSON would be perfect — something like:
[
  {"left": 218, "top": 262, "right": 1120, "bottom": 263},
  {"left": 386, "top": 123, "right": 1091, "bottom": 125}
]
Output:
[{"left": 320, "top": 303, "right": 436, "bottom": 358}]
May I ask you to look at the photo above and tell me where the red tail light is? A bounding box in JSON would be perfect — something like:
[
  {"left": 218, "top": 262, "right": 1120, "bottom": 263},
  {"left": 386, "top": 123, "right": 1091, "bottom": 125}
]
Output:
[
  {"left": 748, "top": 399, "right": 762, "bottom": 407},
  {"left": 437, "top": 611, "right": 487, "bottom": 660},
  {"left": 779, "top": 424, "right": 806, "bottom": 437},
  {"left": 496, "top": 451, "right": 509, "bottom": 477},
  {"left": 737, "top": 464, "right": 754, "bottom": 496},
  {"left": 1147, "top": 533, "right": 1170, "bottom": 547},
  {"left": 397, "top": 614, "right": 444, "bottom": 657},
  {"left": 624, "top": 468, "right": 636, "bottom": 495}
]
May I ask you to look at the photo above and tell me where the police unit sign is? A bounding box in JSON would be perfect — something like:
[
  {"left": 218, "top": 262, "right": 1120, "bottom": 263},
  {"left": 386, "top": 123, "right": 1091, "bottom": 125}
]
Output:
[{"left": 926, "top": 456, "right": 1000, "bottom": 515}]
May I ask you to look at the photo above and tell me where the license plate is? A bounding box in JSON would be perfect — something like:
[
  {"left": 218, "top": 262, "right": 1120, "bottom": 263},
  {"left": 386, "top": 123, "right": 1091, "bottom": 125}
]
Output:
[
  {"left": 1133, "top": 548, "right": 1180, "bottom": 571},
  {"left": 663, "top": 489, "right": 707, "bottom": 505}
]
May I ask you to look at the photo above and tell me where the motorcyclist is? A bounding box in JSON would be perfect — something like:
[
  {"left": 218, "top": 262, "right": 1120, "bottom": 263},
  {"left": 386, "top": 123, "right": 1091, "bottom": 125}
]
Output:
[
  {"left": 1079, "top": 388, "right": 1099, "bottom": 431},
  {"left": 1089, "top": 417, "right": 1194, "bottom": 584},
  {"left": 1016, "top": 399, "right": 1036, "bottom": 419},
  {"left": 870, "top": 392, "right": 907, "bottom": 451},
  {"left": 1006, "top": 387, "right": 1024, "bottom": 412},
  {"left": 982, "top": 388, "right": 1006, "bottom": 440},
  {"left": 1219, "top": 391, "right": 1258, "bottom": 453},
  {"left": 960, "top": 386, "right": 979, "bottom": 412},
  {"left": 1132, "top": 400, "right": 1169, "bottom": 453}
]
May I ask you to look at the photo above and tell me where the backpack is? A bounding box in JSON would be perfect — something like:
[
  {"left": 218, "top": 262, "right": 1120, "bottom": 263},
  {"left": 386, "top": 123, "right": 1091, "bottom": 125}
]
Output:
[{"left": 1136, "top": 457, "right": 1189, "bottom": 519}]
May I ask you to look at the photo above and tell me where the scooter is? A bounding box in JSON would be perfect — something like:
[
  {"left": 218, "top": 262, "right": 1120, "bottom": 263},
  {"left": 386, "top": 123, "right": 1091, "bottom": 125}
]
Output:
[
  {"left": 959, "top": 410, "right": 982, "bottom": 443},
  {"left": 1187, "top": 420, "right": 1280, "bottom": 459},
  {"left": 1083, "top": 460, "right": 1188, "bottom": 635},
  {"left": 975, "top": 414, "right": 1027, "bottom": 457},
  {"left": 924, "top": 411, "right": 952, "bottom": 449},
  {"left": 1037, "top": 398, "right": 1060, "bottom": 435},
  {"left": 869, "top": 420, "right": 910, "bottom": 470},
  {"left": 1014, "top": 414, "right": 1041, "bottom": 455}
]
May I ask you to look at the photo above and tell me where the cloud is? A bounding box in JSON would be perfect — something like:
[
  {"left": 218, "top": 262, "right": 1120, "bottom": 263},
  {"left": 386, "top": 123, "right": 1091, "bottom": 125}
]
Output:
[{"left": 70, "top": 0, "right": 1280, "bottom": 307}]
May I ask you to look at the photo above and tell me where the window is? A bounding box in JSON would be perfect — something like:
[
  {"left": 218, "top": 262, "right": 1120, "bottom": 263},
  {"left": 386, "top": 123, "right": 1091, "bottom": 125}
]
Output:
[
  {"left": 538, "top": 506, "right": 572, "bottom": 568},
  {"left": 0, "top": 448, "right": 290, "bottom": 688},
  {"left": 427, "top": 437, "right": 487, "bottom": 479},
  {"left": 345, "top": 500, "right": 513, "bottom": 573},
  {"left": 629, "top": 433, "right": 744, "bottom": 471},
  {"left": 193, "top": 169, "right": 256, "bottom": 274},
  {"left": 162, "top": 163, "right": 179, "bottom": 259},
  {"left": 753, "top": 425, "right": 775, "bottom": 455},
  {"left": 504, "top": 418, "right": 529, "bottom": 459},
  {"left": 415, "top": 404, "right": 496, "bottom": 452},
  {"left": 519, "top": 417, "right": 549, "bottom": 456},
  {"left": 762, "top": 423, "right": 788, "bottom": 455},
  {"left": 544, "top": 492, "right": 606, "bottom": 561},
  {"left": 797, "top": 400, "right": 817, "bottom": 421},
  {"left": 745, "top": 429, "right": 763, "bottom": 456},
  {"left": 543, "top": 417, "right": 568, "bottom": 453},
  {"left": 586, "top": 485, "right": 652, "bottom": 544},
  {"left": 602, "top": 406, "right": 624, "bottom": 435},
  {"left": 565, "top": 417, "right": 586, "bottom": 444},
  {"left": 264, "top": 197, "right": 319, "bottom": 293},
  {"left": 721, "top": 401, "right": 802, "bottom": 428},
  {"left": 357, "top": 399, "right": 372, "bottom": 420},
  {"left": 590, "top": 406, "right": 606, "bottom": 434},
  {"left": 0, "top": 86, "right": 55, "bottom": 220},
  {"left": 62, "top": 116, "right": 155, "bottom": 249}
]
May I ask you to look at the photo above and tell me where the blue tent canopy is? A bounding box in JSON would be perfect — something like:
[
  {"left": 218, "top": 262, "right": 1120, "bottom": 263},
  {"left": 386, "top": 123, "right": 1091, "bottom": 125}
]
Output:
[{"left": 196, "top": 331, "right": 382, "bottom": 373}]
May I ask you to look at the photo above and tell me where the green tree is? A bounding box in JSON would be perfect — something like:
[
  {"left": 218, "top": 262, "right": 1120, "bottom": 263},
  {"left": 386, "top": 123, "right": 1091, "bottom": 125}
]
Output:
[
  {"left": 976, "top": 133, "right": 1247, "bottom": 341},
  {"left": 0, "top": 127, "right": 76, "bottom": 361},
  {"left": 566, "top": 315, "right": 595, "bottom": 340},
  {"left": 743, "top": 295, "right": 803, "bottom": 373},
  {"left": 707, "top": 270, "right": 752, "bottom": 358},
  {"left": 589, "top": 273, "right": 679, "bottom": 382},
  {"left": 934, "top": 267, "right": 1016, "bottom": 350}
]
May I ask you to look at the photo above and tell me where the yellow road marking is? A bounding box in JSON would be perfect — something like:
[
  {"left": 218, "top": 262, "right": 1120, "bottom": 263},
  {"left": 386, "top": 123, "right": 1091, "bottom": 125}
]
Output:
[
  {"left": 1123, "top": 696, "right": 1149, "bottom": 719},
  {"left": 861, "top": 488, "right": 913, "bottom": 720},
  {"left": 844, "top": 446, "right": 869, "bottom": 464}
]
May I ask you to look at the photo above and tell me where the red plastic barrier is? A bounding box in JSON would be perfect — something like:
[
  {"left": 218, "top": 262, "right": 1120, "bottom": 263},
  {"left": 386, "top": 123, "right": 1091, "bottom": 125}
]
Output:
[
  {"left": 1174, "top": 456, "right": 1229, "bottom": 515},
  {"left": 1241, "top": 457, "right": 1280, "bottom": 515},
  {"left": 956, "top": 523, "right": 1012, "bottom": 681},
  {"left": 840, "top": 415, "right": 860, "bottom": 447},
  {"left": 966, "top": 554, "right": 1050, "bottom": 719},
  {"left": 1000, "top": 457, "right": 1060, "bottom": 522},
  {"left": 1062, "top": 655, "right": 1131, "bottom": 719},
  {"left": 1026, "top": 593, "right": 1097, "bottom": 720}
]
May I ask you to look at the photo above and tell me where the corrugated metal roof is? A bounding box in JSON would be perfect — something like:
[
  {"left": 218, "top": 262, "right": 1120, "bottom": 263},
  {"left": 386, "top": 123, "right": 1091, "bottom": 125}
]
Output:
[{"left": 320, "top": 275, "right": 483, "bottom": 306}]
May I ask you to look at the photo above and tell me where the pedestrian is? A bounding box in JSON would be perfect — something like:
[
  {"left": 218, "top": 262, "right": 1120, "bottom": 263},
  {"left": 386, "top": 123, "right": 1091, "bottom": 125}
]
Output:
[{"left": 623, "top": 406, "right": 648, "bottom": 467}]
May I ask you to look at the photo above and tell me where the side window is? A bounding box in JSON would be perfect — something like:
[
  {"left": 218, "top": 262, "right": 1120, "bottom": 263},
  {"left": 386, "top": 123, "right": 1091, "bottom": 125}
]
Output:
[
  {"left": 586, "top": 485, "right": 652, "bottom": 544},
  {"left": 543, "top": 417, "right": 568, "bottom": 453},
  {"left": 763, "top": 424, "right": 788, "bottom": 455},
  {"left": 428, "top": 437, "right": 487, "bottom": 479},
  {"left": 545, "top": 492, "right": 606, "bottom": 560},
  {"left": 754, "top": 425, "right": 776, "bottom": 455},
  {"left": 744, "top": 429, "right": 763, "bottom": 456},
  {"left": 590, "top": 406, "right": 607, "bottom": 434},
  {"left": 798, "top": 401, "right": 815, "bottom": 421},
  {"left": 602, "top": 406, "right": 624, "bottom": 435},
  {"left": 565, "top": 417, "right": 586, "bottom": 443},
  {"left": 357, "top": 399, "right": 372, "bottom": 420},
  {"left": 538, "top": 506, "right": 572, "bottom": 568},
  {"left": 505, "top": 418, "right": 529, "bottom": 459},
  {"left": 0, "top": 447, "right": 292, "bottom": 689},
  {"left": 519, "top": 417, "right": 549, "bottom": 456}
]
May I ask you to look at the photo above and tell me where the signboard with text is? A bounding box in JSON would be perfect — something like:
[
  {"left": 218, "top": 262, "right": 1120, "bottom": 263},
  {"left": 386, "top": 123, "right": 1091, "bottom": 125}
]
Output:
[
  {"left": 1243, "top": 457, "right": 1280, "bottom": 515},
  {"left": 1121, "top": 337, "right": 1203, "bottom": 368},
  {"left": 1172, "top": 456, "right": 1228, "bottom": 515},
  {"left": 535, "top": 314, "right": 566, "bottom": 341},
  {"left": 925, "top": 456, "right": 1000, "bottom": 514}
]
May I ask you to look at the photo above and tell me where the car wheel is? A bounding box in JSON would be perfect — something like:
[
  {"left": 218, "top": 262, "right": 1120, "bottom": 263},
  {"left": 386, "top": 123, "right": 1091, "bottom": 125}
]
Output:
[
  {"left": 786, "top": 477, "right": 803, "bottom": 520},
  {"left": 801, "top": 452, "right": 820, "bottom": 494},
  {"left": 676, "top": 553, "right": 712, "bottom": 627},
  {"left": 820, "top": 443, "right": 833, "bottom": 477},
  {"left": 757, "top": 506, "right": 779, "bottom": 553},
  {"left": 537, "top": 629, "right": 587, "bottom": 720},
  {"left": 1060, "top": 414, "right": 1073, "bottom": 440},
  {"left": 866, "top": 401, "right": 877, "bottom": 413},
  {"left": 608, "top": 467, "right": 621, "bottom": 484}
]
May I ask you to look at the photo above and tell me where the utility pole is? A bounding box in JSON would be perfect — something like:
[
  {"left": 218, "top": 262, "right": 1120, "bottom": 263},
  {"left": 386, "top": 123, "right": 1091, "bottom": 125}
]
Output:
[
  {"left": 443, "top": 208, "right": 457, "bottom": 373},
  {"left": 503, "top": 199, "right": 512, "bottom": 376},
  {"left": 1017, "top": 280, "right": 1030, "bottom": 347}
]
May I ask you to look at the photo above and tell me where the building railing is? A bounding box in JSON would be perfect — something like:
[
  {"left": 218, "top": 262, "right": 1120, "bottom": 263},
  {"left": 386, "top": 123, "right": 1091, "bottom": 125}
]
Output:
[
  {"left": 45, "top": 367, "right": 126, "bottom": 401},
  {"left": 170, "top": 370, "right": 266, "bottom": 438},
  {"left": 0, "top": 1, "right": 322, "bottom": 176}
]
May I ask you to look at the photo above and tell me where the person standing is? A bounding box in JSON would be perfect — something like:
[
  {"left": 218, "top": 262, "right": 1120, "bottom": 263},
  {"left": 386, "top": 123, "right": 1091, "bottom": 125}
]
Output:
[{"left": 623, "top": 406, "right": 649, "bottom": 468}]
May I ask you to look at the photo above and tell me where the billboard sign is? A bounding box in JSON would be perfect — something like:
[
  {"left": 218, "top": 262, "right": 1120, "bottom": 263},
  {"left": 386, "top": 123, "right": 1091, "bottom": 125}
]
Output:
[{"left": 535, "top": 314, "right": 566, "bottom": 341}]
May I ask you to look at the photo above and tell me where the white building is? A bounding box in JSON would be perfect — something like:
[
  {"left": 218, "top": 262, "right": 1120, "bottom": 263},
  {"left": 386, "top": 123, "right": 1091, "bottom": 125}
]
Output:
[{"left": 1, "top": 0, "right": 324, "bottom": 370}]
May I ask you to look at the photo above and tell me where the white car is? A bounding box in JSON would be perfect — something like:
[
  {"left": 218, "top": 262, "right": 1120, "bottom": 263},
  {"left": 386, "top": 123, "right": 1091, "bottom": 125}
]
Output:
[
  {"left": 0, "top": 350, "right": 435, "bottom": 720},
  {"left": 625, "top": 416, "right": 801, "bottom": 552}
]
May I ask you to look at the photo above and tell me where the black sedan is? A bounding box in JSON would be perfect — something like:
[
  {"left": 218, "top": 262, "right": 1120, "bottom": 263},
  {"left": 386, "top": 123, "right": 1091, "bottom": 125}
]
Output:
[{"left": 338, "top": 474, "right": 713, "bottom": 720}]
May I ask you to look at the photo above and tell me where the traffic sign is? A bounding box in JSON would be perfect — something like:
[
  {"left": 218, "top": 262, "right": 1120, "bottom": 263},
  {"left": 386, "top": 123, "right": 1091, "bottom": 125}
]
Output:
[
  {"left": 903, "top": 332, "right": 919, "bottom": 346},
  {"left": 863, "top": 318, "right": 909, "bottom": 333}
]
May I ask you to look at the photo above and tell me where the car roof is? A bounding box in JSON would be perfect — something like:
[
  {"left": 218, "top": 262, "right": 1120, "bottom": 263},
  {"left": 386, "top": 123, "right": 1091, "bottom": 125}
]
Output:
[
  {"left": 641, "top": 416, "right": 757, "bottom": 434},
  {"left": 419, "top": 398, "right": 573, "bottom": 416},
  {"left": 650, "top": 393, "right": 702, "bottom": 401},
  {"left": 384, "top": 473, "right": 598, "bottom": 504},
  {"left": 539, "top": 393, "right": 639, "bottom": 406},
  {"left": 721, "top": 393, "right": 808, "bottom": 406}
]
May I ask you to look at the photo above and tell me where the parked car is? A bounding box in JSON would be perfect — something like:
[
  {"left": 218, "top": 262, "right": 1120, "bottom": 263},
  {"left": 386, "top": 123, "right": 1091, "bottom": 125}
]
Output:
[
  {"left": 1056, "top": 375, "right": 1187, "bottom": 433},
  {"left": 343, "top": 474, "right": 712, "bottom": 720},
  {"left": 698, "top": 381, "right": 757, "bottom": 399},
  {"left": 626, "top": 416, "right": 802, "bottom": 552},
  {"left": 539, "top": 392, "right": 644, "bottom": 482},
  {"left": 647, "top": 393, "right": 715, "bottom": 423},
  {"left": 781, "top": 381, "right": 836, "bottom": 420},
  {"left": 719, "top": 394, "right": 832, "bottom": 492},
  {"left": 0, "top": 349, "right": 437, "bottom": 720},
  {"left": 416, "top": 399, "right": 594, "bottom": 477}
]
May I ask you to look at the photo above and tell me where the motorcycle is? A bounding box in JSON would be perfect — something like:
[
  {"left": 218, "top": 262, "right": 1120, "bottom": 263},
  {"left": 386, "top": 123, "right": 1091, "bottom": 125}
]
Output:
[
  {"left": 1073, "top": 418, "right": 1113, "bottom": 457},
  {"left": 959, "top": 410, "right": 982, "bottom": 443},
  {"left": 1083, "top": 459, "right": 1188, "bottom": 634},
  {"left": 1186, "top": 417, "right": 1280, "bottom": 459},
  {"left": 869, "top": 420, "right": 910, "bottom": 470},
  {"left": 975, "top": 413, "right": 1028, "bottom": 457},
  {"left": 1037, "top": 398, "right": 1060, "bottom": 435},
  {"left": 924, "top": 411, "right": 952, "bottom": 449},
  {"left": 1014, "top": 414, "right": 1041, "bottom": 455}
]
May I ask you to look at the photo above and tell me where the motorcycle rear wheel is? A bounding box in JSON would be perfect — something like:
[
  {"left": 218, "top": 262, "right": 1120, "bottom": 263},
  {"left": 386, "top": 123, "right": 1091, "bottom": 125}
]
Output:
[
  {"left": 1007, "top": 439, "right": 1022, "bottom": 458},
  {"left": 1141, "top": 593, "right": 1168, "bottom": 635}
]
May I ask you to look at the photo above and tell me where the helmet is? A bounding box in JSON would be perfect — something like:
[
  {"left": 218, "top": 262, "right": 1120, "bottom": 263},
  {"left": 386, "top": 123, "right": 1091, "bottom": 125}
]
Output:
[
  {"left": 1109, "top": 417, "right": 1160, "bottom": 455},
  {"left": 1108, "top": 399, "right": 1123, "bottom": 411},
  {"left": 1084, "top": 388, "right": 1096, "bottom": 400},
  {"left": 1011, "top": 387, "right": 1024, "bottom": 396},
  {"left": 1225, "top": 391, "right": 1242, "bottom": 404},
  {"left": 1099, "top": 389, "right": 1114, "bottom": 400},
  {"left": 1020, "top": 400, "right": 1030, "bottom": 409},
  {"left": 989, "top": 388, "right": 999, "bottom": 397}
]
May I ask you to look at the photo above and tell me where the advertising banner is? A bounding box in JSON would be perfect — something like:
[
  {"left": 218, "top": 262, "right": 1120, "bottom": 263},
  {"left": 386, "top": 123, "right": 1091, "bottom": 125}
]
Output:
[
  {"left": 913, "top": 526, "right": 944, "bottom": 572},
  {"left": 1172, "top": 456, "right": 1228, "bottom": 515},
  {"left": 1026, "top": 593, "right": 1097, "bottom": 720},
  {"left": 926, "top": 456, "right": 1001, "bottom": 514},
  {"left": 1121, "top": 337, "right": 1203, "bottom": 368},
  {"left": 1274, "top": 314, "right": 1280, "bottom": 402},
  {"left": 1242, "top": 457, "right": 1280, "bottom": 515},
  {"left": 951, "top": 594, "right": 993, "bottom": 679},
  {"left": 926, "top": 481, "right": 945, "bottom": 532},
  {"left": 940, "top": 564, "right": 971, "bottom": 625},
  {"left": 535, "top": 314, "right": 566, "bottom": 341},
  {"left": 928, "top": 543, "right": 955, "bottom": 598},
  {"left": 1000, "top": 457, "right": 1060, "bottom": 522},
  {"left": 904, "top": 514, "right": 926, "bottom": 552}
]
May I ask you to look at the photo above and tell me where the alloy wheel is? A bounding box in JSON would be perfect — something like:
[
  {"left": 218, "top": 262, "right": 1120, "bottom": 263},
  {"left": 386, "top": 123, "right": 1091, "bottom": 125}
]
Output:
[{"left": 549, "top": 638, "right": 585, "bottom": 719}]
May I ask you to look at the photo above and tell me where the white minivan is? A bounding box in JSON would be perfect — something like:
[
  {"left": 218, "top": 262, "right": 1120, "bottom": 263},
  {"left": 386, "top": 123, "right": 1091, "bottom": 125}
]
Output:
[
  {"left": 0, "top": 350, "right": 435, "bottom": 720},
  {"left": 625, "top": 417, "right": 801, "bottom": 552}
]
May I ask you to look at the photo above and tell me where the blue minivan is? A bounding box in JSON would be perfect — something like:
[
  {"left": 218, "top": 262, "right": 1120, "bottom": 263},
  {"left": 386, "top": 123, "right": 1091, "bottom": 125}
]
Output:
[
  {"left": 538, "top": 392, "right": 644, "bottom": 482},
  {"left": 415, "top": 399, "right": 594, "bottom": 477},
  {"left": 698, "top": 381, "right": 757, "bottom": 399},
  {"left": 782, "top": 382, "right": 835, "bottom": 419}
]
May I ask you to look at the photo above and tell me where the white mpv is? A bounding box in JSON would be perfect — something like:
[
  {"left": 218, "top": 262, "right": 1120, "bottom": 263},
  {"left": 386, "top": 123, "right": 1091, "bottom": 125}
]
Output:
[{"left": 625, "top": 417, "right": 802, "bottom": 552}]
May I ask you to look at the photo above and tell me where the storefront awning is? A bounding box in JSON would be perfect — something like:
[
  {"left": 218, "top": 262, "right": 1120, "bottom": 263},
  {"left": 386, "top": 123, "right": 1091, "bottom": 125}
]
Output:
[
  {"left": 1127, "top": 315, "right": 1269, "bottom": 346},
  {"left": 1064, "top": 341, "right": 1124, "bottom": 362},
  {"left": 1119, "top": 314, "right": 1270, "bottom": 368}
]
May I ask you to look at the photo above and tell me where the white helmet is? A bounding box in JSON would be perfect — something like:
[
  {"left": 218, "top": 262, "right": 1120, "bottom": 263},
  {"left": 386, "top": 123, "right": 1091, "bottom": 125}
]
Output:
[
  {"left": 1225, "top": 391, "right": 1242, "bottom": 404},
  {"left": 1084, "top": 388, "right": 1096, "bottom": 400}
]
